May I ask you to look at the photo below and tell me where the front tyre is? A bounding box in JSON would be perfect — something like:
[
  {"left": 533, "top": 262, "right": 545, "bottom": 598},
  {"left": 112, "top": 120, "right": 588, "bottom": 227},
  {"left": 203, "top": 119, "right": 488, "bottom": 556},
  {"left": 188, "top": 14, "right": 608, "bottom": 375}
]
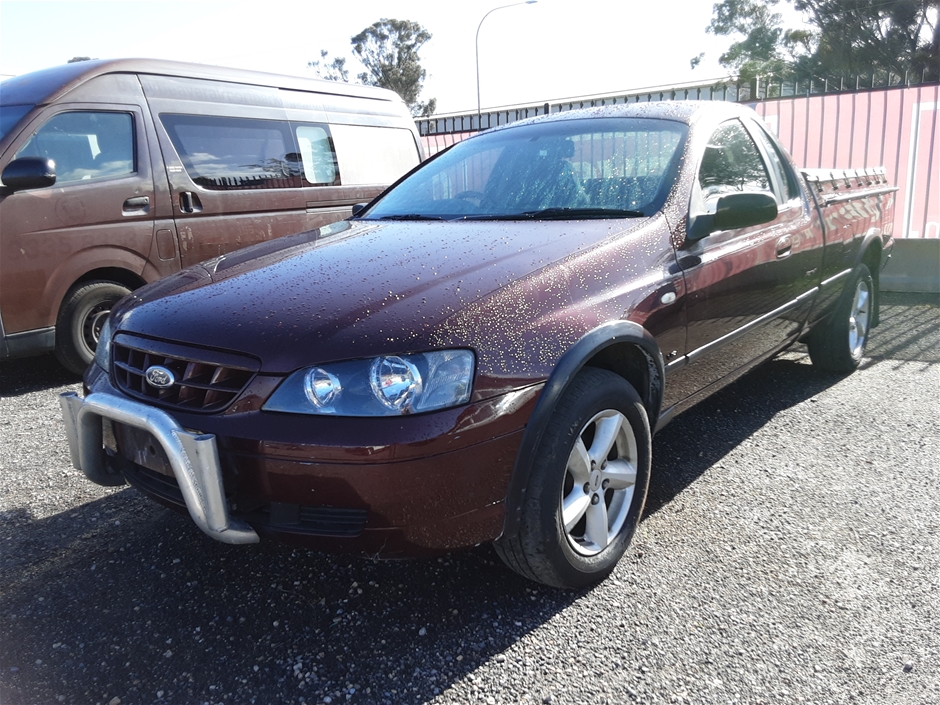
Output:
[
  {"left": 807, "top": 263, "right": 874, "bottom": 373},
  {"left": 55, "top": 280, "right": 131, "bottom": 375},
  {"left": 495, "top": 367, "right": 651, "bottom": 589}
]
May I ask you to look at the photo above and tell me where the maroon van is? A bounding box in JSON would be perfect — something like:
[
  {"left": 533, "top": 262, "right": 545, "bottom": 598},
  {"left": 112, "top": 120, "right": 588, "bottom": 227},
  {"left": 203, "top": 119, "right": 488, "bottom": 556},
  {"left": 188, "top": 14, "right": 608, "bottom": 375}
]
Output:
[
  {"left": 61, "top": 101, "right": 895, "bottom": 588},
  {"left": 0, "top": 59, "right": 421, "bottom": 374}
]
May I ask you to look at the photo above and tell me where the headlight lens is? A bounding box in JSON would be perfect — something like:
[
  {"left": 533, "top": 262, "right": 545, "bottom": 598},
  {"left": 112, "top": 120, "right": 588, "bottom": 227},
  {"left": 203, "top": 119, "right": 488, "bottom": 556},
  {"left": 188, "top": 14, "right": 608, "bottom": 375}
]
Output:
[
  {"left": 94, "top": 316, "right": 112, "bottom": 371},
  {"left": 370, "top": 356, "right": 422, "bottom": 412},
  {"left": 263, "top": 350, "right": 474, "bottom": 416}
]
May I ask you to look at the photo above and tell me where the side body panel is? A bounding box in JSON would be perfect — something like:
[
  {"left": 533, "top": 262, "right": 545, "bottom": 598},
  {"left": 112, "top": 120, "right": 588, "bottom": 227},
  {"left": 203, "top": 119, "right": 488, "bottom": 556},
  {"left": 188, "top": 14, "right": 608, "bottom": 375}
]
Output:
[{"left": 140, "top": 74, "right": 420, "bottom": 268}]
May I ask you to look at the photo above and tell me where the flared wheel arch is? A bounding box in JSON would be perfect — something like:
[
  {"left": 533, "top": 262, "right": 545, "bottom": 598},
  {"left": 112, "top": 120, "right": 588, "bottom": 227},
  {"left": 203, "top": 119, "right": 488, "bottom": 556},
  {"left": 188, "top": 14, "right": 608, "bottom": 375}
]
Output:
[{"left": 498, "top": 319, "right": 664, "bottom": 543}]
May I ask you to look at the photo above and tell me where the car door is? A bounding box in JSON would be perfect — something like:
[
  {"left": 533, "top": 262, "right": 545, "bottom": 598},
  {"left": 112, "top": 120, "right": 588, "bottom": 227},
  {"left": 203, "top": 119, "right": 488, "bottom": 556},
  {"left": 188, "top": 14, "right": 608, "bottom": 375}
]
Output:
[
  {"left": 667, "top": 117, "right": 818, "bottom": 401},
  {"left": 0, "top": 105, "right": 155, "bottom": 336}
]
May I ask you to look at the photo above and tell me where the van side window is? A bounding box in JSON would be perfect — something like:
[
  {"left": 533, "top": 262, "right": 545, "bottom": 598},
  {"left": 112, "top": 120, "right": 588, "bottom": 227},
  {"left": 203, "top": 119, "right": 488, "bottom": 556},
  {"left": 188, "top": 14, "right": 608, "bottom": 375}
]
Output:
[
  {"left": 16, "top": 111, "right": 135, "bottom": 184},
  {"left": 161, "top": 114, "right": 341, "bottom": 190},
  {"left": 698, "top": 120, "right": 773, "bottom": 204},
  {"left": 328, "top": 125, "right": 420, "bottom": 185},
  {"left": 295, "top": 125, "right": 338, "bottom": 185}
]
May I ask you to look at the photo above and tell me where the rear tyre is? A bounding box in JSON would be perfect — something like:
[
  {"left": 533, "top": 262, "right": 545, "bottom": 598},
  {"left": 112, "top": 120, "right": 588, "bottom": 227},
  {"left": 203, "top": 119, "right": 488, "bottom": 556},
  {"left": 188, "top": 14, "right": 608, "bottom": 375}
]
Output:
[
  {"left": 807, "top": 263, "right": 874, "bottom": 373},
  {"left": 55, "top": 280, "right": 131, "bottom": 375},
  {"left": 495, "top": 367, "right": 651, "bottom": 589}
]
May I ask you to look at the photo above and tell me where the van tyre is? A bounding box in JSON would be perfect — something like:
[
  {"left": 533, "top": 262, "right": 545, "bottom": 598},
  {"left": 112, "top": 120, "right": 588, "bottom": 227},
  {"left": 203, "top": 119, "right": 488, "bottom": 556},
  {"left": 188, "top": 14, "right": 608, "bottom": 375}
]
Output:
[
  {"left": 55, "top": 281, "right": 131, "bottom": 375},
  {"left": 807, "top": 263, "right": 874, "bottom": 373},
  {"left": 495, "top": 367, "right": 651, "bottom": 589}
]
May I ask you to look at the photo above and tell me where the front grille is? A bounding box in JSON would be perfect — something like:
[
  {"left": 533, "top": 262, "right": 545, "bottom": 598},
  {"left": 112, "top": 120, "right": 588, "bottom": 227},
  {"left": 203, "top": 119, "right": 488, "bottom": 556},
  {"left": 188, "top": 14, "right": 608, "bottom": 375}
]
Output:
[
  {"left": 111, "top": 334, "right": 258, "bottom": 413},
  {"left": 120, "top": 462, "right": 367, "bottom": 538},
  {"left": 121, "top": 460, "right": 187, "bottom": 507}
]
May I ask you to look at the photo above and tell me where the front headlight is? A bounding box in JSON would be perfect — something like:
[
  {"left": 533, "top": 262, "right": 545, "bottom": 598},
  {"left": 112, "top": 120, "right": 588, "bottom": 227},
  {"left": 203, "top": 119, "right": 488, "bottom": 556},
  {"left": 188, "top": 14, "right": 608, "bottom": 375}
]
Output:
[
  {"left": 263, "top": 349, "right": 475, "bottom": 416},
  {"left": 94, "top": 316, "right": 112, "bottom": 371}
]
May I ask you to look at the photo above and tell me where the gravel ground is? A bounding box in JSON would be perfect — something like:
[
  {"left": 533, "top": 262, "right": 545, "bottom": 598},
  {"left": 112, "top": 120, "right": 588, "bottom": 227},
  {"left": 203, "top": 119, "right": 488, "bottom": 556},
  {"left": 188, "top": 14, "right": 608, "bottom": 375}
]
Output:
[{"left": 1, "top": 292, "right": 938, "bottom": 705}]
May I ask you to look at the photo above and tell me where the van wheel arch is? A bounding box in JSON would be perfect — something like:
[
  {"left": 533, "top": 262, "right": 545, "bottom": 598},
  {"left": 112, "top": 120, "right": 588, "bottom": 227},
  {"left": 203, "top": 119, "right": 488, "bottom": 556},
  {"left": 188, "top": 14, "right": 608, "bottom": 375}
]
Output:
[
  {"left": 54, "top": 269, "right": 145, "bottom": 375},
  {"left": 497, "top": 321, "right": 664, "bottom": 544},
  {"left": 72, "top": 267, "right": 147, "bottom": 293}
]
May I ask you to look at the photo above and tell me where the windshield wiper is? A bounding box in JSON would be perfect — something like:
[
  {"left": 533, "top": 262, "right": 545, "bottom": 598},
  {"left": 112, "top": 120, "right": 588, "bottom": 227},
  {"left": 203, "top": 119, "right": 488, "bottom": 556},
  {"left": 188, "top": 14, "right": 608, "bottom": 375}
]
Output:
[
  {"left": 521, "top": 207, "right": 646, "bottom": 219},
  {"left": 375, "top": 214, "right": 445, "bottom": 221},
  {"left": 458, "top": 207, "right": 646, "bottom": 221}
]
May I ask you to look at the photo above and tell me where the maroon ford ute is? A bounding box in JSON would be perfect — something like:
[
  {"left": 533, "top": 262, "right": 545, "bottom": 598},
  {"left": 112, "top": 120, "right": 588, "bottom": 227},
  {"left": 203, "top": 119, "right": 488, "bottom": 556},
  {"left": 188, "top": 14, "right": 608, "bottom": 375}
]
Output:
[{"left": 61, "top": 102, "right": 895, "bottom": 588}]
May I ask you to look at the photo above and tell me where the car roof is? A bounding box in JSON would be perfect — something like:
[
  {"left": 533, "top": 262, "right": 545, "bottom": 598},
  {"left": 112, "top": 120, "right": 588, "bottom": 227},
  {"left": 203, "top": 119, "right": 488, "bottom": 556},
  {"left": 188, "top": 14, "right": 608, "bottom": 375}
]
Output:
[{"left": 486, "top": 100, "right": 757, "bottom": 133}]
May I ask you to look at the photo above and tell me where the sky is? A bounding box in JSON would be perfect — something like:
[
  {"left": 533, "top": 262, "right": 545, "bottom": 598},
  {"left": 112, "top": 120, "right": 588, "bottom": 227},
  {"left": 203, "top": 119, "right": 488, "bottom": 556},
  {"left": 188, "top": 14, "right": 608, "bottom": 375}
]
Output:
[{"left": 0, "top": 0, "right": 809, "bottom": 115}]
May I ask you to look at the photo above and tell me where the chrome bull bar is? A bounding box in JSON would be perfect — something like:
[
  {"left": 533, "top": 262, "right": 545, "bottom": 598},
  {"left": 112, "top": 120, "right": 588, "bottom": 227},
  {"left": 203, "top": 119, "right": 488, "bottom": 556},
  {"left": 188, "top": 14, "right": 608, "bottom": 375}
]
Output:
[{"left": 59, "top": 391, "right": 259, "bottom": 545}]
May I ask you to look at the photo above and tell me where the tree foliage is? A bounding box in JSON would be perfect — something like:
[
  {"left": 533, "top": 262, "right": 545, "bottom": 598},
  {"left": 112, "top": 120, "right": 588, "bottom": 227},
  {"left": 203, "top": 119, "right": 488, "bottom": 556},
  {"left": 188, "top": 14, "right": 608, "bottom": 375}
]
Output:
[
  {"left": 700, "top": 0, "right": 939, "bottom": 81},
  {"left": 309, "top": 18, "right": 437, "bottom": 117},
  {"left": 67, "top": 56, "right": 94, "bottom": 63},
  {"left": 350, "top": 18, "right": 436, "bottom": 117},
  {"left": 308, "top": 50, "right": 349, "bottom": 83}
]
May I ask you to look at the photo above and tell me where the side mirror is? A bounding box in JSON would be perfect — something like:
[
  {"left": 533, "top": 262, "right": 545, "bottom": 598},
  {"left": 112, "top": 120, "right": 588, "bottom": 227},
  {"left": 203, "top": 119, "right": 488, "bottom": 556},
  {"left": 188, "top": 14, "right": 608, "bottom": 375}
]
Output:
[
  {"left": 1, "top": 157, "right": 57, "bottom": 192},
  {"left": 687, "top": 192, "right": 778, "bottom": 240},
  {"left": 351, "top": 203, "right": 368, "bottom": 217}
]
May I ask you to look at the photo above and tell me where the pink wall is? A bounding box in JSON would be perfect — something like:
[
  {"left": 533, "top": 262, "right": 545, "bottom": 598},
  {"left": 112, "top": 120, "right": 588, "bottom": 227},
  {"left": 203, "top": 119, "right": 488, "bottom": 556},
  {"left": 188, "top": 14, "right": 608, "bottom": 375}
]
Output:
[{"left": 753, "top": 85, "right": 939, "bottom": 239}]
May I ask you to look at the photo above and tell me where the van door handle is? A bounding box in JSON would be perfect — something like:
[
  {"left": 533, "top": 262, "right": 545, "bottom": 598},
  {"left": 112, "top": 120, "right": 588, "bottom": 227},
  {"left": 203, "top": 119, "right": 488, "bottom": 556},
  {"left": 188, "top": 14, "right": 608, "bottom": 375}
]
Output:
[
  {"left": 179, "top": 191, "right": 202, "bottom": 214},
  {"left": 776, "top": 235, "right": 793, "bottom": 258},
  {"left": 122, "top": 196, "right": 150, "bottom": 213}
]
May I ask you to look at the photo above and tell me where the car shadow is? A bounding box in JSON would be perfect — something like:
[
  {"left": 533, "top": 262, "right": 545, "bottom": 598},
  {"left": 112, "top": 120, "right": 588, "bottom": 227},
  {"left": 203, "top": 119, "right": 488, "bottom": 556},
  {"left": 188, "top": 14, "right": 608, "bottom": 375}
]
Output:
[
  {"left": 645, "top": 352, "right": 841, "bottom": 517},
  {"left": 0, "top": 490, "right": 581, "bottom": 705},
  {"left": 0, "top": 354, "right": 79, "bottom": 397},
  {"left": 647, "top": 291, "right": 939, "bottom": 517}
]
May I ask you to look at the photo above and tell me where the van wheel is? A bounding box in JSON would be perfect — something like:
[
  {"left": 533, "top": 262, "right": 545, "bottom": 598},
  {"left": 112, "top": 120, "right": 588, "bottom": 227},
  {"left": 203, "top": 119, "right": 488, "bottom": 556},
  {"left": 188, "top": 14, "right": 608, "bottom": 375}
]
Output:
[
  {"left": 495, "top": 367, "right": 651, "bottom": 589},
  {"left": 807, "top": 263, "right": 874, "bottom": 373},
  {"left": 55, "top": 281, "right": 131, "bottom": 375}
]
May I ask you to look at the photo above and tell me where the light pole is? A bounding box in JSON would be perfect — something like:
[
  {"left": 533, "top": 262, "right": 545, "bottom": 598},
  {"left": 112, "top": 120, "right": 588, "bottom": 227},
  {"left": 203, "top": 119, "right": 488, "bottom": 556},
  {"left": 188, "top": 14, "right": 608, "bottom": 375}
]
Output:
[{"left": 476, "top": 1, "right": 537, "bottom": 125}]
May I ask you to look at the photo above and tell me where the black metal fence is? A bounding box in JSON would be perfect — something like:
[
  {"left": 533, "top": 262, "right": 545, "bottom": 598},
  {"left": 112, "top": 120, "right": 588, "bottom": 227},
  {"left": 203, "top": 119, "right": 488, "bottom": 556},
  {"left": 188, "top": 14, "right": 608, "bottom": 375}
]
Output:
[{"left": 416, "top": 71, "right": 940, "bottom": 138}]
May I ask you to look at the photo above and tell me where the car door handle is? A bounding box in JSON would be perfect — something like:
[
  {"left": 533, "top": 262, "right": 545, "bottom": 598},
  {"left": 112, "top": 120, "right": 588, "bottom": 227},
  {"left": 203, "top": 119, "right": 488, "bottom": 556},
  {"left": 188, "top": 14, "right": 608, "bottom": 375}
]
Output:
[
  {"left": 122, "top": 196, "right": 150, "bottom": 213},
  {"left": 179, "top": 191, "right": 202, "bottom": 214},
  {"left": 776, "top": 235, "right": 793, "bottom": 258}
]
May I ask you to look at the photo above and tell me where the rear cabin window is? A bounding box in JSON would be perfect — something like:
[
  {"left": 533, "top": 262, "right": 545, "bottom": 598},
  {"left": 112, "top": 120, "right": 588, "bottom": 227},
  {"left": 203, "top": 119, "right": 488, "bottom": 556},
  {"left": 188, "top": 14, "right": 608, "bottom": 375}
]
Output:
[
  {"left": 16, "top": 111, "right": 135, "bottom": 184},
  {"left": 160, "top": 114, "right": 340, "bottom": 190},
  {"left": 750, "top": 123, "right": 801, "bottom": 202}
]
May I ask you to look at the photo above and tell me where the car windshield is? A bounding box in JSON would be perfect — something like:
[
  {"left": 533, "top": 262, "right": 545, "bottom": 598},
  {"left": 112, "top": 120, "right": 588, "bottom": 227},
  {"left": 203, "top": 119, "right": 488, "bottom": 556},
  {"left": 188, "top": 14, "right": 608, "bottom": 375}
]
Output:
[
  {"left": 0, "top": 104, "right": 33, "bottom": 141},
  {"left": 362, "top": 117, "right": 688, "bottom": 221}
]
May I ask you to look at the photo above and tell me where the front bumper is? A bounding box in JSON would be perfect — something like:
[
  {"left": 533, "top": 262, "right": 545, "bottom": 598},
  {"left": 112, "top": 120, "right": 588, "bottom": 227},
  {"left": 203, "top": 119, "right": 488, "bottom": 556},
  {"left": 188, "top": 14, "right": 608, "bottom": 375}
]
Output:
[
  {"left": 61, "top": 368, "right": 540, "bottom": 554},
  {"left": 60, "top": 390, "right": 259, "bottom": 545}
]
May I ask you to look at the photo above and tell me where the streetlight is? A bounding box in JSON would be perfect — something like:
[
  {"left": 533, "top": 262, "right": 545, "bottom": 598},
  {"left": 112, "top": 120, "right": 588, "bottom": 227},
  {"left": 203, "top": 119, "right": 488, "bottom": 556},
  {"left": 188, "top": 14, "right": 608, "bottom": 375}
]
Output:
[{"left": 476, "top": 1, "right": 537, "bottom": 125}]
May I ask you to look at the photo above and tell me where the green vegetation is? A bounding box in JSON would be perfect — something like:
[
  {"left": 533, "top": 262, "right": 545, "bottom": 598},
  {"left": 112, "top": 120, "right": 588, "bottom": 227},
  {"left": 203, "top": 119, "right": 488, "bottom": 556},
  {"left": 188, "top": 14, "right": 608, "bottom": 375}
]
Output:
[
  {"left": 310, "top": 19, "right": 436, "bottom": 117},
  {"left": 697, "top": 0, "right": 939, "bottom": 83}
]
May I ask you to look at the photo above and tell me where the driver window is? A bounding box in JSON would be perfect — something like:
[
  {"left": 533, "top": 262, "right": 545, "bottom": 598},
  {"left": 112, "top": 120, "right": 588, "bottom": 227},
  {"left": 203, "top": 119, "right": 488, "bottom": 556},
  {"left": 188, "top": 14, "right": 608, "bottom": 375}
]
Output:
[
  {"left": 698, "top": 120, "right": 773, "bottom": 208},
  {"left": 16, "top": 111, "right": 135, "bottom": 184}
]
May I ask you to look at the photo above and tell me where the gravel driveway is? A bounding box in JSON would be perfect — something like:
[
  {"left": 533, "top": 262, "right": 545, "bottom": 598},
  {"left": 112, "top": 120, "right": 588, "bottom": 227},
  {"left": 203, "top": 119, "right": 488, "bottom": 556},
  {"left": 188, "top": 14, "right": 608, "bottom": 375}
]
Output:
[{"left": 2, "top": 292, "right": 938, "bottom": 705}]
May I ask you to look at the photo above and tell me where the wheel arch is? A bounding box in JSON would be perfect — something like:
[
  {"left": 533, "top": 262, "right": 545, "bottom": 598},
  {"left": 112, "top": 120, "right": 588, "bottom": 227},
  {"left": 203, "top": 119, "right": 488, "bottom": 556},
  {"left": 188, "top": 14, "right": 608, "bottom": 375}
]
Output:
[
  {"left": 70, "top": 266, "right": 147, "bottom": 295},
  {"left": 499, "top": 319, "right": 664, "bottom": 541},
  {"left": 857, "top": 233, "right": 883, "bottom": 327}
]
